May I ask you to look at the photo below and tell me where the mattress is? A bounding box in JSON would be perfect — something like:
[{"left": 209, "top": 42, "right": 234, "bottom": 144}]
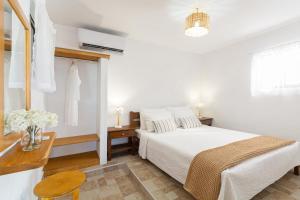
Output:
[{"left": 137, "top": 126, "right": 300, "bottom": 200}]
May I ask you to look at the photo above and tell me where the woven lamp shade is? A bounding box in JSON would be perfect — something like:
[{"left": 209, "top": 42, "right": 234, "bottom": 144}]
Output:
[{"left": 185, "top": 11, "right": 209, "bottom": 37}]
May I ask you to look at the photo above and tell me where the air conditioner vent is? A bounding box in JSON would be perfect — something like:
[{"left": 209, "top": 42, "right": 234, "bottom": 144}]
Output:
[{"left": 81, "top": 43, "right": 124, "bottom": 53}]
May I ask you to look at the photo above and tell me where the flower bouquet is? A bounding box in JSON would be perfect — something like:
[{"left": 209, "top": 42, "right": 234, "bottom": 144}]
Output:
[{"left": 5, "top": 109, "right": 58, "bottom": 151}]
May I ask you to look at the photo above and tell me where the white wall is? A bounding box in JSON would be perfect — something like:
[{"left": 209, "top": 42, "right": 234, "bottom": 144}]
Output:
[
  {"left": 0, "top": 167, "right": 43, "bottom": 200},
  {"left": 107, "top": 37, "right": 203, "bottom": 126},
  {"left": 199, "top": 20, "right": 300, "bottom": 141},
  {"left": 47, "top": 24, "right": 203, "bottom": 151}
]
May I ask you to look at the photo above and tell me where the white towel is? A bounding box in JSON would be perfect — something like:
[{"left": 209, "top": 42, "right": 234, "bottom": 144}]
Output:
[
  {"left": 65, "top": 62, "right": 81, "bottom": 126},
  {"left": 31, "top": 0, "right": 56, "bottom": 93}
]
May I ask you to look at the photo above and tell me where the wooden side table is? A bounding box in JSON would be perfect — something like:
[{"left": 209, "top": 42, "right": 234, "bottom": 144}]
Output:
[
  {"left": 34, "top": 170, "right": 86, "bottom": 200},
  {"left": 199, "top": 117, "right": 213, "bottom": 126},
  {"left": 107, "top": 125, "right": 137, "bottom": 161}
]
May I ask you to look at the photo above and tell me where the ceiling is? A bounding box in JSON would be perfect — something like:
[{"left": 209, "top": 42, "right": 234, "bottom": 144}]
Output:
[{"left": 46, "top": 0, "right": 300, "bottom": 54}]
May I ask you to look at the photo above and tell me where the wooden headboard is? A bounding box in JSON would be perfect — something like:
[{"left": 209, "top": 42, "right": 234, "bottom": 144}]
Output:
[{"left": 130, "top": 112, "right": 140, "bottom": 128}]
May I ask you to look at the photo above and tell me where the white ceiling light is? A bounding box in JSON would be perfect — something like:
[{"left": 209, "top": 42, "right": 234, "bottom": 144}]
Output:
[{"left": 185, "top": 8, "right": 209, "bottom": 37}]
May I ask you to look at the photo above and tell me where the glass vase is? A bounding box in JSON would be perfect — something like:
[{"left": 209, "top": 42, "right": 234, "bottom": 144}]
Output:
[
  {"left": 33, "top": 128, "right": 42, "bottom": 149},
  {"left": 21, "top": 130, "right": 34, "bottom": 151},
  {"left": 20, "top": 126, "right": 42, "bottom": 151}
]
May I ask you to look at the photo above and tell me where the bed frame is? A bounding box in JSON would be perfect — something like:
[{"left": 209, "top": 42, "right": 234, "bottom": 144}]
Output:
[{"left": 129, "top": 111, "right": 300, "bottom": 175}]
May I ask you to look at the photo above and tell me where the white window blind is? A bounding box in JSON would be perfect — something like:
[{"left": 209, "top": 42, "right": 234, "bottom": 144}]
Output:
[{"left": 251, "top": 42, "right": 300, "bottom": 96}]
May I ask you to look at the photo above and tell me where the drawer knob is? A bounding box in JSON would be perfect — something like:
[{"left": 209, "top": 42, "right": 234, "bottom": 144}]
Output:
[{"left": 122, "top": 133, "right": 125, "bottom": 136}]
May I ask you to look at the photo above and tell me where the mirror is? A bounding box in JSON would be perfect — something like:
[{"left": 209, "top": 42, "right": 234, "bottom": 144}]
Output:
[
  {"left": 4, "top": 0, "right": 25, "bottom": 112},
  {"left": 2, "top": 0, "right": 31, "bottom": 135}
]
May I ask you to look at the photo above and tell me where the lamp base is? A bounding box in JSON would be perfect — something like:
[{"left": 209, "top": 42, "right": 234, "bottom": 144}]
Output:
[{"left": 114, "top": 125, "right": 122, "bottom": 128}]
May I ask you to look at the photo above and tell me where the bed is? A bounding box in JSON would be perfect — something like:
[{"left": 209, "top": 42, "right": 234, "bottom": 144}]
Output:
[{"left": 130, "top": 111, "right": 300, "bottom": 200}]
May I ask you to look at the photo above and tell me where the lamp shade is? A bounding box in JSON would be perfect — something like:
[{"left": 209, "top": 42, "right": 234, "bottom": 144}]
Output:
[
  {"left": 115, "top": 106, "right": 124, "bottom": 114},
  {"left": 185, "top": 10, "right": 209, "bottom": 37}
]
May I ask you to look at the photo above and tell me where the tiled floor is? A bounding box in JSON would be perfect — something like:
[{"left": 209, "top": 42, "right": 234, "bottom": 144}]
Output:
[
  {"left": 57, "top": 162, "right": 150, "bottom": 200},
  {"left": 58, "top": 154, "right": 300, "bottom": 200}
]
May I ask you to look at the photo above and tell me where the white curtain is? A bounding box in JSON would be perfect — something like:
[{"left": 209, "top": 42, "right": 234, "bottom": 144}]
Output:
[{"left": 251, "top": 42, "right": 300, "bottom": 96}]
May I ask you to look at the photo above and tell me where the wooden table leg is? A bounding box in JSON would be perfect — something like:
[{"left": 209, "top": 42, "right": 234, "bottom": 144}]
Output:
[
  {"left": 131, "top": 136, "right": 135, "bottom": 155},
  {"left": 72, "top": 188, "right": 80, "bottom": 200},
  {"left": 107, "top": 136, "right": 112, "bottom": 161},
  {"left": 294, "top": 166, "right": 299, "bottom": 176}
]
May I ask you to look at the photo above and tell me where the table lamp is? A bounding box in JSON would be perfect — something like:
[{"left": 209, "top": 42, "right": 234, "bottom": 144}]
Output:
[{"left": 114, "top": 106, "right": 124, "bottom": 128}]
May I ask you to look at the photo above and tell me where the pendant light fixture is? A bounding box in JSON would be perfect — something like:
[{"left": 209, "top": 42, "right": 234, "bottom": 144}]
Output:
[{"left": 185, "top": 8, "right": 209, "bottom": 37}]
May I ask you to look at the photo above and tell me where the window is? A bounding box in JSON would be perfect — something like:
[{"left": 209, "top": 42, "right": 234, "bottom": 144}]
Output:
[{"left": 251, "top": 42, "right": 300, "bottom": 96}]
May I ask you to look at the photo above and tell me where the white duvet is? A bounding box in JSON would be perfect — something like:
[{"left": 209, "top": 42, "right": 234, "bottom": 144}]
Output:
[{"left": 138, "top": 126, "right": 300, "bottom": 200}]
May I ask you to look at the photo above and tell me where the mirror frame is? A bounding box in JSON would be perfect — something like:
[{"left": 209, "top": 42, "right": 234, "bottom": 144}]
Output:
[{"left": 0, "top": 0, "right": 31, "bottom": 134}]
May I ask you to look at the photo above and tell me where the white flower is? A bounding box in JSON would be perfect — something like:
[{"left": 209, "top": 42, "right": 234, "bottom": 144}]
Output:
[
  {"left": 5, "top": 109, "right": 58, "bottom": 132},
  {"left": 6, "top": 109, "right": 29, "bottom": 132},
  {"left": 47, "top": 112, "right": 58, "bottom": 128}
]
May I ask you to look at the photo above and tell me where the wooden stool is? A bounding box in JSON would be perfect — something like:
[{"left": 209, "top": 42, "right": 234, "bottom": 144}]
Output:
[{"left": 34, "top": 170, "right": 86, "bottom": 200}]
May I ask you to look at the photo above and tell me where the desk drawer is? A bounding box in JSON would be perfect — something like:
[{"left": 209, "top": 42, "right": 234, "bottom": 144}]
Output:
[
  {"left": 110, "top": 130, "right": 135, "bottom": 139},
  {"left": 200, "top": 119, "right": 213, "bottom": 126}
]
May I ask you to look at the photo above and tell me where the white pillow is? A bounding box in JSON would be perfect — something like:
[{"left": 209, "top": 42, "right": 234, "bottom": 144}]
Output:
[
  {"left": 166, "top": 106, "right": 196, "bottom": 127},
  {"left": 140, "top": 108, "right": 164, "bottom": 130},
  {"left": 140, "top": 108, "right": 171, "bottom": 131},
  {"left": 153, "top": 118, "right": 177, "bottom": 133},
  {"left": 180, "top": 115, "right": 202, "bottom": 129},
  {"left": 145, "top": 111, "right": 173, "bottom": 132}
]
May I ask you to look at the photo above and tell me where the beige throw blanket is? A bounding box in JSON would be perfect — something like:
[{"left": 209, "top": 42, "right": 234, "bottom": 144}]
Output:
[{"left": 184, "top": 136, "right": 295, "bottom": 200}]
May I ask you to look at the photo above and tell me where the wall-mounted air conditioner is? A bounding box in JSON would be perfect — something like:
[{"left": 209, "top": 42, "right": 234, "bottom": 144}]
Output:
[{"left": 78, "top": 28, "right": 125, "bottom": 53}]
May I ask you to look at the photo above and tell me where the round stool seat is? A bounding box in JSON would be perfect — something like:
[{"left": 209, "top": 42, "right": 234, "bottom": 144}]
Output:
[{"left": 34, "top": 170, "right": 86, "bottom": 199}]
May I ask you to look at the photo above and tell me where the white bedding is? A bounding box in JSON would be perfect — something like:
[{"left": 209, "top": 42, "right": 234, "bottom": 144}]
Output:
[{"left": 137, "top": 126, "right": 300, "bottom": 200}]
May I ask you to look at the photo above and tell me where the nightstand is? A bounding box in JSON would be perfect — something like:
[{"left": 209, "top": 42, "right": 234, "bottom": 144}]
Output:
[
  {"left": 107, "top": 125, "right": 137, "bottom": 161},
  {"left": 199, "top": 117, "right": 213, "bottom": 126}
]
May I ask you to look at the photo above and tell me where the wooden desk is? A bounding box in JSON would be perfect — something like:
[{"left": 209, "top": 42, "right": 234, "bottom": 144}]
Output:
[
  {"left": 0, "top": 132, "right": 21, "bottom": 155},
  {"left": 0, "top": 132, "right": 56, "bottom": 175},
  {"left": 107, "top": 126, "right": 137, "bottom": 161}
]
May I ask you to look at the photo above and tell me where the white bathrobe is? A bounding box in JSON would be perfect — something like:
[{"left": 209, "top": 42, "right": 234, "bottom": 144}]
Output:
[{"left": 65, "top": 63, "right": 81, "bottom": 126}]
